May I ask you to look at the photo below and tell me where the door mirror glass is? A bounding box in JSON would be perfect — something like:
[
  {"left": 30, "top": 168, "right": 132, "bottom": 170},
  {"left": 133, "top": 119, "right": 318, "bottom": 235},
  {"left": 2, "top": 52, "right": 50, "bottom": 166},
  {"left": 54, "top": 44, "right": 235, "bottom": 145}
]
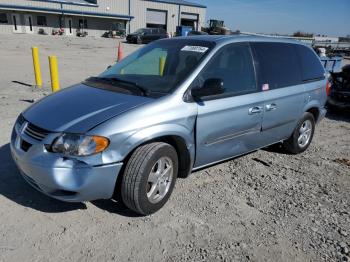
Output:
[{"left": 191, "top": 78, "right": 224, "bottom": 98}]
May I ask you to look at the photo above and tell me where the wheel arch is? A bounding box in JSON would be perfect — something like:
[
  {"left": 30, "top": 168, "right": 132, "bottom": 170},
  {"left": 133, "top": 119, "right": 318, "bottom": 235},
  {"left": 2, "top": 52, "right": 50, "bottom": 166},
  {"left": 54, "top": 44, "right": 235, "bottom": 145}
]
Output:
[
  {"left": 306, "top": 107, "right": 320, "bottom": 122},
  {"left": 303, "top": 100, "right": 322, "bottom": 122},
  {"left": 120, "top": 125, "right": 195, "bottom": 178}
]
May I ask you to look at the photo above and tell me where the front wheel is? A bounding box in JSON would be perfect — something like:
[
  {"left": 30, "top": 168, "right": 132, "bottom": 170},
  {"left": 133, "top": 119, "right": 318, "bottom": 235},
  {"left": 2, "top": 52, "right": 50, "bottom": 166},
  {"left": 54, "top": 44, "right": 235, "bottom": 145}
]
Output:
[
  {"left": 121, "top": 142, "right": 178, "bottom": 215},
  {"left": 283, "top": 112, "right": 315, "bottom": 154}
]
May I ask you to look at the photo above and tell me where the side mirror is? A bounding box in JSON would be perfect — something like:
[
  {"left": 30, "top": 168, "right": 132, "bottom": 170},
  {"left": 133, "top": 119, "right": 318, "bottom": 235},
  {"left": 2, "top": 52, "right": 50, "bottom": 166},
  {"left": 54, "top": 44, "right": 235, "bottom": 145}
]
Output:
[{"left": 191, "top": 78, "right": 224, "bottom": 98}]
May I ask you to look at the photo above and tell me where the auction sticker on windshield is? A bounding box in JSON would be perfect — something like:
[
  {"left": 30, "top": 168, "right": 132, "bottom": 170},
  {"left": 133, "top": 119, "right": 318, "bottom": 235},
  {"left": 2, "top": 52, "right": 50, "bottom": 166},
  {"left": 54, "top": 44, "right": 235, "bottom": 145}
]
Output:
[{"left": 181, "top": 46, "right": 209, "bottom": 53}]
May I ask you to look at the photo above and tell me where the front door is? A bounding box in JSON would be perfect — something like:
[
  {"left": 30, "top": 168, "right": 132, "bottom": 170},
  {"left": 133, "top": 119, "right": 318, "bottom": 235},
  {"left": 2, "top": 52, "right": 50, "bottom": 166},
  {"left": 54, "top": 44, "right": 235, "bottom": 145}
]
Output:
[
  {"left": 12, "top": 14, "right": 22, "bottom": 33},
  {"left": 65, "top": 18, "right": 73, "bottom": 36},
  {"left": 194, "top": 42, "right": 264, "bottom": 167},
  {"left": 24, "top": 14, "right": 34, "bottom": 34}
]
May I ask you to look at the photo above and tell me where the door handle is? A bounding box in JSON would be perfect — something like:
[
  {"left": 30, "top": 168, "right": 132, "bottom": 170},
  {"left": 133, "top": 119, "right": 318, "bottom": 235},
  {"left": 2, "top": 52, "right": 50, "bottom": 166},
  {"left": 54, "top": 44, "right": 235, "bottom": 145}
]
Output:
[
  {"left": 266, "top": 103, "right": 277, "bottom": 111},
  {"left": 248, "top": 106, "right": 263, "bottom": 115}
]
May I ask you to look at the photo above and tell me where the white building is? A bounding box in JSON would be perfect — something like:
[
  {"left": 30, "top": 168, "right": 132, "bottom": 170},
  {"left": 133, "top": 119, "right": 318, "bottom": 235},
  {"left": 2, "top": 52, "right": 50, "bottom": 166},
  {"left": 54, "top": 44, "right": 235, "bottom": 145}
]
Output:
[
  {"left": 0, "top": 0, "right": 206, "bottom": 37},
  {"left": 314, "top": 36, "right": 339, "bottom": 43}
]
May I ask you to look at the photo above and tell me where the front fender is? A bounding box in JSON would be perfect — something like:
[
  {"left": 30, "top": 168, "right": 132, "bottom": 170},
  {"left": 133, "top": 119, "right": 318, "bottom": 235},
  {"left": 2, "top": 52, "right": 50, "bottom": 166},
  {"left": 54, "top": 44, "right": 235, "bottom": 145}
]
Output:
[{"left": 101, "top": 123, "right": 195, "bottom": 165}]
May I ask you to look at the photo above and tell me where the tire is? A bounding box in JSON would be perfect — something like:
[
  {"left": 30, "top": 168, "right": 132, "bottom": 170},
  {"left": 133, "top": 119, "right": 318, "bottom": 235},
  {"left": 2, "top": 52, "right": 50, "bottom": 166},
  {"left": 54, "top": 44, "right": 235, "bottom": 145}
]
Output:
[
  {"left": 136, "top": 37, "right": 142, "bottom": 45},
  {"left": 121, "top": 142, "right": 178, "bottom": 215},
  {"left": 283, "top": 112, "right": 315, "bottom": 154}
]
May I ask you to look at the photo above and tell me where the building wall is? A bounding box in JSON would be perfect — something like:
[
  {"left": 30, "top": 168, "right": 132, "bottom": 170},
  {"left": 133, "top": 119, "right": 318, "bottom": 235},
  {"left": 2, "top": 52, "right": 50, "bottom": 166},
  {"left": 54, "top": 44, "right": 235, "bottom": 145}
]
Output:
[
  {"left": 130, "top": 0, "right": 206, "bottom": 35},
  {"left": 0, "top": 0, "right": 129, "bottom": 14},
  {"left": 0, "top": 0, "right": 206, "bottom": 36}
]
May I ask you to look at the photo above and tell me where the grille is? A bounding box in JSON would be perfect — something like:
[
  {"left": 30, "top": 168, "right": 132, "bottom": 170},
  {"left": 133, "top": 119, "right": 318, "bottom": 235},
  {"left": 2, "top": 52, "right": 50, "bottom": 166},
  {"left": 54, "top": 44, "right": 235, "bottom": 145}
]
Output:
[
  {"left": 21, "top": 139, "right": 32, "bottom": 152},
  {"left": 24, "top": 122, "right": 50, "bottom": 141}
]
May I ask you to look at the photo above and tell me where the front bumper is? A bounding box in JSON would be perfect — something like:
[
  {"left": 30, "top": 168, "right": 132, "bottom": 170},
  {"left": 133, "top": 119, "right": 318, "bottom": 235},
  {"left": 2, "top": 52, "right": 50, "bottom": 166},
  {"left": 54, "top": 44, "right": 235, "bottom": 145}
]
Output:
[{"left": 10, "top": 120, "right": 123, "bottom": 202}]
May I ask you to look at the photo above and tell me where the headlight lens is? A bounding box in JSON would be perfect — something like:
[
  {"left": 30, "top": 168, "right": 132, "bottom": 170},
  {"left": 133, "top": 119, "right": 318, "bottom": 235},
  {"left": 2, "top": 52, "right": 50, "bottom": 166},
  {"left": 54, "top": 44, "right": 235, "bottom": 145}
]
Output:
[{"left": 52, "top": 134, "right": 109, "bottom": 156}]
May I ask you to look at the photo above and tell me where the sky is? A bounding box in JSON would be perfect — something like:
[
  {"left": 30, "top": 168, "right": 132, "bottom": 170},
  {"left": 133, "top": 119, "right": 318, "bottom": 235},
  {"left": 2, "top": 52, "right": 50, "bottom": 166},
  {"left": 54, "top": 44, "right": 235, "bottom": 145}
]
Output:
[{"left": 199, "top": 0, "right": 350, "bottom": 37}]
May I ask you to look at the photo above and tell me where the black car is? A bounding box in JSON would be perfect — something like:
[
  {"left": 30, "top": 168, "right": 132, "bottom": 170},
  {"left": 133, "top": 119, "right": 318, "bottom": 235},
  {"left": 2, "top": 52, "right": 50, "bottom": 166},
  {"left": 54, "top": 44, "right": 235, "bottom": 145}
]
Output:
[
  {"left": 126, "top": 28, "right": 169, "bottom": 44},
  {"left": 328, "top": 64, "right": 350, "bottom": 111}
]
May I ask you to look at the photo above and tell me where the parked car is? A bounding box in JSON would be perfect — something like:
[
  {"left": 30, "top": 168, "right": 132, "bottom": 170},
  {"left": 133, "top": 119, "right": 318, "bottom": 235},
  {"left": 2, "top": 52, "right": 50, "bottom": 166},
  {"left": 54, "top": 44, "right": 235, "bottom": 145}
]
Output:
[
  {"left": 11, "top": 36, "right": 327, "bottom": 215},
  {"left": 327, "top": 64, "right": 350, "bottom": 111},
  {"left": 126, "top": 28, "right": 169, "bottom": 44},
  {"left": 187, "top": 30, "right": 208, "bottom": 36}
]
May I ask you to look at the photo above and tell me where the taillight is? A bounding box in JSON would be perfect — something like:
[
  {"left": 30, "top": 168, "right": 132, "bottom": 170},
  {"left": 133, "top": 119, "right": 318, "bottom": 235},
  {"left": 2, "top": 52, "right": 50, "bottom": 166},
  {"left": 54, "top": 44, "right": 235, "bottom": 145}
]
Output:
[{"left": 326, "top": 81, "right": 331, "bottom": 96}]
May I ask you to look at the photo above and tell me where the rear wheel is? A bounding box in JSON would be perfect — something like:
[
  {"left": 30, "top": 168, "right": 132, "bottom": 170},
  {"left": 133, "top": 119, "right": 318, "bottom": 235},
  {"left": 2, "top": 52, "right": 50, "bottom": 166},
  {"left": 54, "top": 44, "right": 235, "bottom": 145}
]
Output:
[
  {"left": 121, "top": 142, "right": 178, "bottom": 215},
  {"left": 283, "top": 112, "right": 315, "bottom": 154}
]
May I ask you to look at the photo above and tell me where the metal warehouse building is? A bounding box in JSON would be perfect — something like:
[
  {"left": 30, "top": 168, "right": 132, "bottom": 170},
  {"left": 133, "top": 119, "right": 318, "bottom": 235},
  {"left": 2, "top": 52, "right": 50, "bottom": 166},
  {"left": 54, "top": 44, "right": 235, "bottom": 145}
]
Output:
[{"left": 0, "top": 0, "right": 206, "bottom": 37}]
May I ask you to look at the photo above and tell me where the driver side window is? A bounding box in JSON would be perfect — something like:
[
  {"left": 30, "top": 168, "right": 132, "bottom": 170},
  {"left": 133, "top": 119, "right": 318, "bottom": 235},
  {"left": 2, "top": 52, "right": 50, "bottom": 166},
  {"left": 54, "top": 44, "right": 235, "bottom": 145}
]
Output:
[{"left": 193, "top": 42, "right": 257, "bottom": 97}]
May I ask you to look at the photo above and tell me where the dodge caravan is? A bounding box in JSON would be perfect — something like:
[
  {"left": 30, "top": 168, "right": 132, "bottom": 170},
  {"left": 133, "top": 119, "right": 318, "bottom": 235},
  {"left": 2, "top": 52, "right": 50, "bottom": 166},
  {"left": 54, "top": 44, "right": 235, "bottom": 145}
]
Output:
[{"left": 11, "top": 36, "right": 327, "bottom": 215}]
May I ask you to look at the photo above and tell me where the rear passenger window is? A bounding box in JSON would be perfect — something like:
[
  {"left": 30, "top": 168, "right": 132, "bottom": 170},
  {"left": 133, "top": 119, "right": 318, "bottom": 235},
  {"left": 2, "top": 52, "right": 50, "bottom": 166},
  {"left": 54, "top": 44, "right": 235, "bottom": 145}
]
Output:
[
  {"left": 251, "top": 42, "right": 302, "bottom": 90},
  {"left": 194, "top": 42, "right": 257, "bottom": 97},
  {"left": 295, "top": 45, "right": 325, "bottom": 81}
]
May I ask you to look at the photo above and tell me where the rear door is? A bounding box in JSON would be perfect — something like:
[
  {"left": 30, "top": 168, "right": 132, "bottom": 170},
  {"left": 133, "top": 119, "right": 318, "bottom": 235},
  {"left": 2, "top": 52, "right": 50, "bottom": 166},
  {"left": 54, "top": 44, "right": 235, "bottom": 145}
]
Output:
[
  {"left": 251, "top": 42, "right": 304, "bottom": 144},
  {"left": 193, "top": 42, "right": 265, "bottom": 167}
]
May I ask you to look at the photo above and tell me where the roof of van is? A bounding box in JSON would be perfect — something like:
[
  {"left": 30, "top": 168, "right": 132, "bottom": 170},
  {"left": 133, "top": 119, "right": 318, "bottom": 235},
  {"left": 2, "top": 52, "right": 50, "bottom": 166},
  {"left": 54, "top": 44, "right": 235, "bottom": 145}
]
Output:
[{"left": 172, "top": 34, "right": 304, "bottom": 45}]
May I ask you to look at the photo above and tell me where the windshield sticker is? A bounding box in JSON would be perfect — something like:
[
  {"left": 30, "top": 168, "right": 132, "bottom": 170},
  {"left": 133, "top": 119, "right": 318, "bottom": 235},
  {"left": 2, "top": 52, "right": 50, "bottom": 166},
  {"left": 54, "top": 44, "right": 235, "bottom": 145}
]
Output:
[{"left": 181, "top": 46, "right": 209, "bottom": 53}]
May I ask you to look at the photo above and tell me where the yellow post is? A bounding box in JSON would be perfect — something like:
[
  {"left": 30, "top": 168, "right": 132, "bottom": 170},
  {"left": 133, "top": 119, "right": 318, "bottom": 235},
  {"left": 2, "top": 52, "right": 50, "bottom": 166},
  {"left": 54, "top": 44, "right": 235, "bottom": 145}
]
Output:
[
  {"left": 49, "top": 56, "right": 60, "bottom": 92},
  {"left": 159, "top": 57, "right": 166, "bottom": 76},
  {"left": 32, "top": 47, "right": 42, "bottom": 87}
]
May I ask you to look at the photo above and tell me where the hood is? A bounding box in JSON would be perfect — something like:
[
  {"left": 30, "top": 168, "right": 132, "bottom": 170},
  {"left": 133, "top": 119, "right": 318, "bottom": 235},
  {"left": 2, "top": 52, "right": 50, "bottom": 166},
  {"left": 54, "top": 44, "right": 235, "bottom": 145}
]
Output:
[{"left": 23, "top": 83, "right": 153, "bottom": 133}]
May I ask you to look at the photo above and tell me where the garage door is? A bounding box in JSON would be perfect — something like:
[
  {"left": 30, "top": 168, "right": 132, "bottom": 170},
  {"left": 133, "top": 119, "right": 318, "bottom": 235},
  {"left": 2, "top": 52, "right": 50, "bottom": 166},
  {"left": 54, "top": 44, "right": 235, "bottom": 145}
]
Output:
[
  {"left": 181, "top": 12, "right": 198, "bottom": 30},
  {"left": 146, "top": 9, "right": 167, "bottom": 28},
  {"left": 181, "top": 12, "right": 198, "bottom": 21}
]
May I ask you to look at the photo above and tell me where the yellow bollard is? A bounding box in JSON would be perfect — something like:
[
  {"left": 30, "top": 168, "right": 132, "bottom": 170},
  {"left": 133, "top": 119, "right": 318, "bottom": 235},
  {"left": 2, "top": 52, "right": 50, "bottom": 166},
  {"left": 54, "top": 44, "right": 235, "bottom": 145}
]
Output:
[
  {"left": 159, "top": 56, "right": 166, "bottom": 76},
  {"left": 32, "top": 47, "right": 42, "bottom": 87},
  {"left": 49, "top": 56, "right": 60, "bottom": 92}
]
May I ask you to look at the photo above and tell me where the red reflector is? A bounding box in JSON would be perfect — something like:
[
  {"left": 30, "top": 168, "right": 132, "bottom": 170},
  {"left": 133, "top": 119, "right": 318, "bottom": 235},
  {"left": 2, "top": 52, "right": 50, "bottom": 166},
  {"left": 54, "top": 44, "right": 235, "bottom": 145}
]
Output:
[{"left": 326, "top": 81, "right": 331, "bottom": 96}]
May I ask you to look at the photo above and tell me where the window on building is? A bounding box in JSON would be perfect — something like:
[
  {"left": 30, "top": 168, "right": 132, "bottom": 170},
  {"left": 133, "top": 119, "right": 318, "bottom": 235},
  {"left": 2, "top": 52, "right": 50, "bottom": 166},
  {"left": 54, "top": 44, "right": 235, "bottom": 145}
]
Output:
[
  {"left": 0, "top": 13, "right": 8, "bottom": 24},
  {"left": 251, "top": 42, "right": 302, "bottom": 90},
  {"left": 79, "top": 19, "right": 88, "bottom": 29},
  {"left": 37, "top": 16, "right": 47, "bottom": 26}
]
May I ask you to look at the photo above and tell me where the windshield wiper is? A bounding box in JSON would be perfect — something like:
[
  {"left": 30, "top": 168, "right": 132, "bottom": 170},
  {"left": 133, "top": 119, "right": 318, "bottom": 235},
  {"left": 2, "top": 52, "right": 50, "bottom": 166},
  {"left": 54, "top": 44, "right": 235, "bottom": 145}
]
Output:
[{"left": 87, "top": 77, "right": 149, "bottom": 96}]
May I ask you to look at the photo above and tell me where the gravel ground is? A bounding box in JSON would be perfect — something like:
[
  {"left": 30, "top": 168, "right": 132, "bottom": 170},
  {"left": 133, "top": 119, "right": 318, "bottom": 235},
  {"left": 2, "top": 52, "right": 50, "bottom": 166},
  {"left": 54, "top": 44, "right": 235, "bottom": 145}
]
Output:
[{"left": 0, "top": 34, "right": 349, "bottom": 262}]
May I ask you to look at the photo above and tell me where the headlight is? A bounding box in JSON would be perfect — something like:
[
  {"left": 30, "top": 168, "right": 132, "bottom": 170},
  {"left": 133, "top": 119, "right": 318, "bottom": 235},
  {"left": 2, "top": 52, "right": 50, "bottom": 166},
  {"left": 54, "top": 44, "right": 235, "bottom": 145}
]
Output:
[{"left": 52, "top": 133, "right": 109, "bottom": 156}]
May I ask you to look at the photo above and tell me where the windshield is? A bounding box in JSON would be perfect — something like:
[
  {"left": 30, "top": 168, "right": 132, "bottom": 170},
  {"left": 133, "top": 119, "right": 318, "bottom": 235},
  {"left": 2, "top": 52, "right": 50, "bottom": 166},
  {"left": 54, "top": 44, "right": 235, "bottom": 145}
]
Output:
[{"left": 97, "top": 39, "right": 215, "bottom": 96}]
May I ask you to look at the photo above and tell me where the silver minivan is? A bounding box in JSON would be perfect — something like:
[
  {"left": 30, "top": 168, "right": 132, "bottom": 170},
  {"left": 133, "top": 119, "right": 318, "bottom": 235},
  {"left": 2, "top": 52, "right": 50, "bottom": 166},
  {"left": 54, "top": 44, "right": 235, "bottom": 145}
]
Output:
[{"left": 11, "top": 36, "right": 327, "bottom": 215}]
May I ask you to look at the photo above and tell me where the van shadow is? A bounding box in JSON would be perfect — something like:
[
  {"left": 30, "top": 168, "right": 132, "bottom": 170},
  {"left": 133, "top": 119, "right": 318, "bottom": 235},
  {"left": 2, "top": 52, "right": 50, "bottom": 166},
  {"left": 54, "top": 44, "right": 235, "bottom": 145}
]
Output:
[
  {"left": 0, "top": 143, "right": 87, "bottom": 213},
  {"left": 326, "top": 110, "right": 350, "bottom": 123}
]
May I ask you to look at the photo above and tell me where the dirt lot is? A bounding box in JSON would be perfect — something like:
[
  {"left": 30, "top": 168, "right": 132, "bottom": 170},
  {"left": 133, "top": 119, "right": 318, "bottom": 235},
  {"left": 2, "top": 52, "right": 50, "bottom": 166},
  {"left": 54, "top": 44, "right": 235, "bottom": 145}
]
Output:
[{"left": 0, "top": 34, "right": 349, "bottom": 262}]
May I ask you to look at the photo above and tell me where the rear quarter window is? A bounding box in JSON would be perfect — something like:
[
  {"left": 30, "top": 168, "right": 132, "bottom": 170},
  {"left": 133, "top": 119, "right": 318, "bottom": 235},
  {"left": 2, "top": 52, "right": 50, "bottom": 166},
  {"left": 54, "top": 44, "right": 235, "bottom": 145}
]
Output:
[
  {"left": 251, "top": 42, "right": 302, "bottom": 90},
  {"left": 295, "top": 45, "right": 325, "bottom": 81}
]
